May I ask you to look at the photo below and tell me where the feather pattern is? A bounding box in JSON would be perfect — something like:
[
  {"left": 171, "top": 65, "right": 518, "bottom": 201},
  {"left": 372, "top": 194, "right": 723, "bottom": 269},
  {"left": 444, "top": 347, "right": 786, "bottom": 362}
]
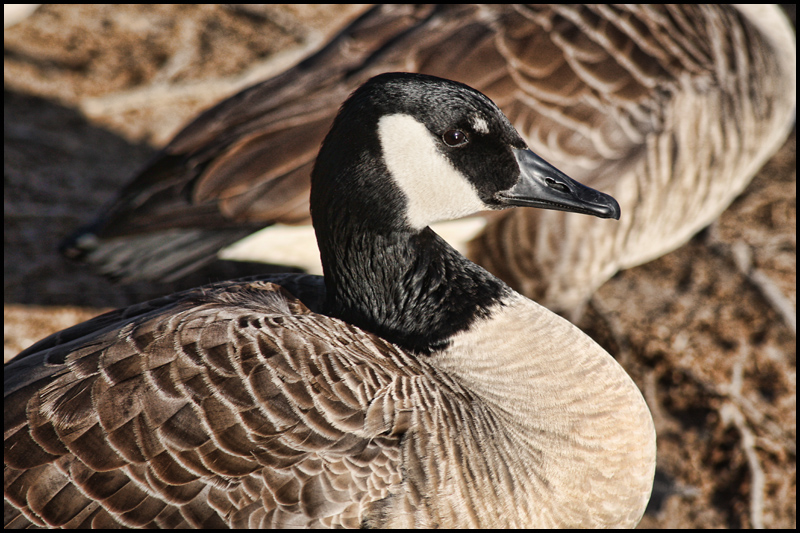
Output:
[
  {"left": 4, "top": 280, "right": 654, "bottom": 528},
  {"left": 6, "top": 281, "right": 415, "bottom": 528},
  {"left": 473, "top": 4, "right": 796, "bottom": 310}
]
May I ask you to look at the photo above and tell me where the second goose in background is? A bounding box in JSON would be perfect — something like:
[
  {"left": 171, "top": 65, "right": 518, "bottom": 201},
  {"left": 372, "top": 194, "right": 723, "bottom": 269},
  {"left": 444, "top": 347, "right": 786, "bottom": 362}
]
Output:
[{"left": 61, "top": 5, "right": 796, "bottom": 314}]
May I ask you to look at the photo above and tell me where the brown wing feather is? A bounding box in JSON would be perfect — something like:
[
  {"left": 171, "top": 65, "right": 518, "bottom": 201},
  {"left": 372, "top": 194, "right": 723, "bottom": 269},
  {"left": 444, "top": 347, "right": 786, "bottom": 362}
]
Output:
[{"left": 4, "top": 280, "right": 420, "bottom": 528}]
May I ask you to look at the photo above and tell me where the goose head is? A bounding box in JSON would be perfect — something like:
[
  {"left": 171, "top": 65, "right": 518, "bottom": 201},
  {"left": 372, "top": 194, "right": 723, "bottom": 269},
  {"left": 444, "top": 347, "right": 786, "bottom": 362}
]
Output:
[
  {"left": 311, "top": 72, "right": 619, "bottom": 234},
  {"left": 309, "top": 72, "right": 620, "bottom": 351}
]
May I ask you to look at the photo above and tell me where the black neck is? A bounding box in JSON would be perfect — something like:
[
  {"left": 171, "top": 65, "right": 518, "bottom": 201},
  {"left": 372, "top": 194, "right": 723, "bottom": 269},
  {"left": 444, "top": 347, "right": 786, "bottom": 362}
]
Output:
[
  {"left": 316, "top": 223, "right": 509, "bottom": 354},
  {"left": 309, "top": 84, "right": 510, "bottom": 354}
]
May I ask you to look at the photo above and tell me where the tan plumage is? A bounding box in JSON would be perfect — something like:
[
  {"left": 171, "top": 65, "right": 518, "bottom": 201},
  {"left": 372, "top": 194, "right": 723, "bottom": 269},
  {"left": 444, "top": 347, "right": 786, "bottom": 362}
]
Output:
[{"left": 63, "top": 4, "right": 796, "bottom": 315}]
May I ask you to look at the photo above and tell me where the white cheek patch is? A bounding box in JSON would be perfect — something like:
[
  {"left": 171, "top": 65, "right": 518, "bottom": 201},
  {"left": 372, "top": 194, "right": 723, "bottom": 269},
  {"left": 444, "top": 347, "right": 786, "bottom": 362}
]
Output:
[{"left": 378, "top": 114, "right": 487, "bottom": 230}]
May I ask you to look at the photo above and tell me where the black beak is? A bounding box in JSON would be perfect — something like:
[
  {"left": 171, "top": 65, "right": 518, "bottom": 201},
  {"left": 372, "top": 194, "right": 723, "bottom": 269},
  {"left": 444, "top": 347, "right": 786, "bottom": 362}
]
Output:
[{"left": 497, "top": 148, "right": 621, "bottom": 220}]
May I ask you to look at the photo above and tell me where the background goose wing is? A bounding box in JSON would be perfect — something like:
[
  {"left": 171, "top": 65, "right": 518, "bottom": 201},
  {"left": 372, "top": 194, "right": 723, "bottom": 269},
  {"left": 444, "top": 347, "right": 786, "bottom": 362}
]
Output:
[
  {"left": 56, "top": 4, "right": 534, "bottom": 281},
  {"left": 60, "top": 5, "right": 447, "bottom": 282}
]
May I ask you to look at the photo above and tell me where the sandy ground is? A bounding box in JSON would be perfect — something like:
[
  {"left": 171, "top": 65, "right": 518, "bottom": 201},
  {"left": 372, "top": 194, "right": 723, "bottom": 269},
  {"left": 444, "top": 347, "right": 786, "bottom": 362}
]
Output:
[{"left": 4, "top": 5, "right": 796, "bottom": 528}]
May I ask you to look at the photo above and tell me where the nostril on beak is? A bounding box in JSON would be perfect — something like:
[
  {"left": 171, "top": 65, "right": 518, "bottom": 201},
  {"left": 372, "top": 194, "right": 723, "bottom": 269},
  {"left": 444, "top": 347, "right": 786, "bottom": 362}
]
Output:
[{"left": 546, "top": 178, "right": 570, "bottom": 194}]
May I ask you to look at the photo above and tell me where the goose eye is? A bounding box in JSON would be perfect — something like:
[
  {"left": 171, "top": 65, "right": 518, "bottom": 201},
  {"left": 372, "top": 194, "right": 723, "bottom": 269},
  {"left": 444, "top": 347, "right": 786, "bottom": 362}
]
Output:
[{"left": 443, "top": 129, "right": 468, "bottom": 147}]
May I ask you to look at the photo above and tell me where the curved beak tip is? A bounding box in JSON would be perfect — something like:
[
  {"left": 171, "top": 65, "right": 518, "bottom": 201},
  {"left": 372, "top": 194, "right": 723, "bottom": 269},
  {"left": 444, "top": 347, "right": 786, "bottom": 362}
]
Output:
[{"left": 598, "top": 196, "right": 621, "bottom": 220}]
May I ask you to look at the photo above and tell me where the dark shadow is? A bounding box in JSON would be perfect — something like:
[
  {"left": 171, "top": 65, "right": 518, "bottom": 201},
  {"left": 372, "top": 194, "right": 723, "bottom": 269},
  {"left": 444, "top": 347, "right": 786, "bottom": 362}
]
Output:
[{"left": 4, "top": 89, "right": 300, "bottom": 309}]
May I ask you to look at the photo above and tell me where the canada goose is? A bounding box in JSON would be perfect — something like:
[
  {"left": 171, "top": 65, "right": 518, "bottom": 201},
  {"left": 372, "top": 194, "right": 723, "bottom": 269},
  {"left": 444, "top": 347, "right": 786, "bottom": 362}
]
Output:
[
  {"left": 61, "top": 4, "right": 796, "bottom": 314},
  {"left": 5, "top": 73, "right": 655, "bottom": 528}
]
